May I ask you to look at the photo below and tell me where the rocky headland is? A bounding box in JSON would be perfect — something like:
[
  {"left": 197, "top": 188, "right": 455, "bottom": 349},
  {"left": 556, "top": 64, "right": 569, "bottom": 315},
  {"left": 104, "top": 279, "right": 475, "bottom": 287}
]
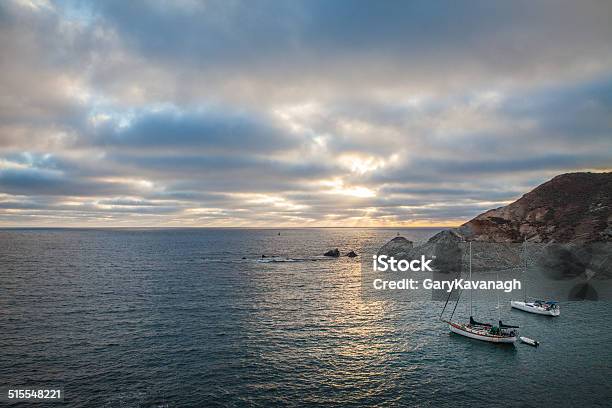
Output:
[{"left": 378, "top": 172, "right": 612, "bottom": 286}]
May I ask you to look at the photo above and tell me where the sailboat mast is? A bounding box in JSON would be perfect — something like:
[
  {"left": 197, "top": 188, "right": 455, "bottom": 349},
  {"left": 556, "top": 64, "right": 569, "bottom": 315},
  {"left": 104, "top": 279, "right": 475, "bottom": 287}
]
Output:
[
  {"left": 497, "top": 272, "right": 501, "bottom": 322},
  {"left": 523, "top": 237, "right": 527, "bottom": 302},
  {"left": 469, "top": 241, "right": 472, "bottom": 318}
]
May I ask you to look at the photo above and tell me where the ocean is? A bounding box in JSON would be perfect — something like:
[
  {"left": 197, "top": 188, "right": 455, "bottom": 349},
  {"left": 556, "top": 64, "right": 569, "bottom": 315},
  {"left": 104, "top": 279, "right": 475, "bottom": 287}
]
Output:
[{"left": 1, "top": 228, "right": 611, "bottom": 407}]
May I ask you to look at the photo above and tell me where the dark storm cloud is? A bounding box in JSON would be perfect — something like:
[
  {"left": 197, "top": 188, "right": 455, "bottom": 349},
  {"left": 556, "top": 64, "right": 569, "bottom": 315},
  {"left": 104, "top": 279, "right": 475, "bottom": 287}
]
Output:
[
  {"left": 0, "top": 200, "right": 49, "bottom": 210},
  {"left": 104, "top": 152, "right": 336, "bottom": 180},
  {"left": 0, "top": 166, "right": 137, "bottom": 197},
  {"left": 0, "top": 0, "right": 611, "bottom": 226},
  {"left": 93, "top": 0, "right": 612, "bottom": 80},
  {"left": 0, "top": 167, "right": 66, "bottom": 195},
  {"left": 95, "top": 108, "right": 300, "bottom": 153},
  {"left": 0, "top": 1, "right": 96, "bottom": 138},
  {"left": 378, "top": 186, "right": 521, "bottom": 202},
  {"left": 411, "top": 153, "right": 611, "bottom": 177},
  {"left": 500, "top": 76, "right": 612, "bottom": 140}
]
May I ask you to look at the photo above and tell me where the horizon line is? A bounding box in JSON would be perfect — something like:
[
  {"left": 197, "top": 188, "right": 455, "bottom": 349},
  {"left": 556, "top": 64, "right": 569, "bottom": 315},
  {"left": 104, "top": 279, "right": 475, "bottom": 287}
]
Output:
[{"left": 0, "top": 225, "right": 459, "bottom": 229}]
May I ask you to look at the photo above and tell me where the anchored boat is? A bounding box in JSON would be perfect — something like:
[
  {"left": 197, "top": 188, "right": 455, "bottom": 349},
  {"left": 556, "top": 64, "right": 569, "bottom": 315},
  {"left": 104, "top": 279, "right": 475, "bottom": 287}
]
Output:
[
  {"left": 448, "top": 317, "right": 519, "bottom": 344},
  {"left": 511, "top": 300, "right": 560, "bottom": 316},
  {"left": 510, "top": 239, "right": 560, "bottom": 316},
  {"left": 440, "top": 242, "right": 519, "bottom": 344}
]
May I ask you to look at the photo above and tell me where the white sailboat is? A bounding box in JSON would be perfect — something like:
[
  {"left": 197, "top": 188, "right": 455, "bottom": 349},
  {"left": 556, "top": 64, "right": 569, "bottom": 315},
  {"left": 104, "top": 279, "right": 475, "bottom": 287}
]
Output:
[
  {"left": 441, "top": 242, "right": 519, "bottom": 344},
  {"left": 510, "top": 299, "right": 560, "bottom": 316},
  {"left": 510, "top": 239, "right": 560, "bottom": 316}
]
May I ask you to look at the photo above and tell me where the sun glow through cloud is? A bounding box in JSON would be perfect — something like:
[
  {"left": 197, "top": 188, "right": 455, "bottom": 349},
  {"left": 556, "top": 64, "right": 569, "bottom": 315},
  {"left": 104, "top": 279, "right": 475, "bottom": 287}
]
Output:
[{"left": 319, "top": 179, "right": 377, "bottom": 198}]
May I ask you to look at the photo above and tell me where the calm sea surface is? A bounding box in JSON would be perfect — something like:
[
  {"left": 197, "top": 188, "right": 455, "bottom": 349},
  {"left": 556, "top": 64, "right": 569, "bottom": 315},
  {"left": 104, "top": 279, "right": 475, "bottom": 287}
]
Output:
[{"left": 1, "top": 228, "right": 611, "bottom": 407}]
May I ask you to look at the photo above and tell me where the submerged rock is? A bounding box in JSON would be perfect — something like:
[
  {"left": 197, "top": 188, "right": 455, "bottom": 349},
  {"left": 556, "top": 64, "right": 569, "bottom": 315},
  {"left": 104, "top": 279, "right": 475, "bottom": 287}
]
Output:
[
  {"left": 324, "top": 248, "right": 340, "bottom": 257},
  {"left": 346, "top": 250, "right": 358, "bottom": 257}
]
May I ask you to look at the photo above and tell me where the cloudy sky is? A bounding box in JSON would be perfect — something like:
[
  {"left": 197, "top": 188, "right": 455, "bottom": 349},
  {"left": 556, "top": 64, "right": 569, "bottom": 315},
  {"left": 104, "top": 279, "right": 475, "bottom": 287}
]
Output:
[{"left": 0, "top": 0, "right": 611, "bottom": 227}]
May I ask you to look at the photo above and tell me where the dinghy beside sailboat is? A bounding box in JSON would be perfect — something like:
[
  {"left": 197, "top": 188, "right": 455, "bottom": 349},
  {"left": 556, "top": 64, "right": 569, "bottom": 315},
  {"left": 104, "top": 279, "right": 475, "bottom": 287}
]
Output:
[{"left": 520, "top": 336, "right": 540, "bottom": 347}]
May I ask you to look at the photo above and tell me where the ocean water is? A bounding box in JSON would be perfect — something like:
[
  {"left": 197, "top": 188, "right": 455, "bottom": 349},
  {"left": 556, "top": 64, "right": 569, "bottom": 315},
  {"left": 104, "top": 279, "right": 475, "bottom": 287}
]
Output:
[{"left": 1, "top": 228, "right": 611, "bottom": 407}]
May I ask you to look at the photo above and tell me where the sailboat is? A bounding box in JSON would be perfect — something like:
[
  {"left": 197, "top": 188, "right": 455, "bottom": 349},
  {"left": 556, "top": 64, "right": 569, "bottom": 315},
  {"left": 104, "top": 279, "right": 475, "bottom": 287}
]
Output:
[
  {"left": 510, "top": 239, "right": 560, "bottom": 316},
  {"left": 441, "top": 242, "right": 519, "bottom": 344}
]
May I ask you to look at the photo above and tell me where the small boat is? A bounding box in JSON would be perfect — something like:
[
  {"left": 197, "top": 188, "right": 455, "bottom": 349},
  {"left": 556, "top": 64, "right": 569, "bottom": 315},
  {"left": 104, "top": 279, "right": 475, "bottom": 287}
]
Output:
[
  {"left": 511, "top": 300, "right": 560, "bottom": 316},
  {"left": 510, "top": 239, "right": 560, "bottom": 316},
  {"left": 520, "top": 336, "right": 539, "bottom": 347},
  {"left": 441, "top": 242, "right": 519, "bottom": 344}
]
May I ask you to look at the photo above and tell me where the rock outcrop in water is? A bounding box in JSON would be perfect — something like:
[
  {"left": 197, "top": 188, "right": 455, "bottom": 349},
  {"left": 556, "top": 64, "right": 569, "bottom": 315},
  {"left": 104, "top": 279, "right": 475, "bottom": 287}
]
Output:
[
  {"left": 324, "top": 248, "right": 340, "bottom": 257},
  {"left": 377, "top": 236, "right": 413, "bottom": 257},
  {"left": 376, "top": 231, "right": 520, "bottom": 272}
]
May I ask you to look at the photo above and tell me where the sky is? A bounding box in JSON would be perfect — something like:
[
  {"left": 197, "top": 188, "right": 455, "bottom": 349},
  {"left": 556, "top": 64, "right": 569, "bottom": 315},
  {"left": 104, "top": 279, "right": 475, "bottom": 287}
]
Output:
[{"left": 0, "top": 0, "right": 611, "bottom": 227}]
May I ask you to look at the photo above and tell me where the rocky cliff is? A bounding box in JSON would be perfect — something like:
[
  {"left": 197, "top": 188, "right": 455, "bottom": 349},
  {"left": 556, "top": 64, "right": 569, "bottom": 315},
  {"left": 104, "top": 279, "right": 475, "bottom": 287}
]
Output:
[
  {"left": 456, "top": 172, "right": 612, "bottom": 243},
  {"left": 378, "top": 172, "right": 611, "bottom": 267},
  {"left": 376, "top": 173, "right": 612, "bottom": 298}
]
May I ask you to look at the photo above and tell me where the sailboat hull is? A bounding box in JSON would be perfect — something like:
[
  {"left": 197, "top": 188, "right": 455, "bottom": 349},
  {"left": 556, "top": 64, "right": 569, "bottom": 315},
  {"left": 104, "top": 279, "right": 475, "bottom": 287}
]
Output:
[
  {"left": 448, "top": 322, "right": 517, "bottom": 343},
  {"left": 511, "top": 301, "right": 560, "bottom": 316}
]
